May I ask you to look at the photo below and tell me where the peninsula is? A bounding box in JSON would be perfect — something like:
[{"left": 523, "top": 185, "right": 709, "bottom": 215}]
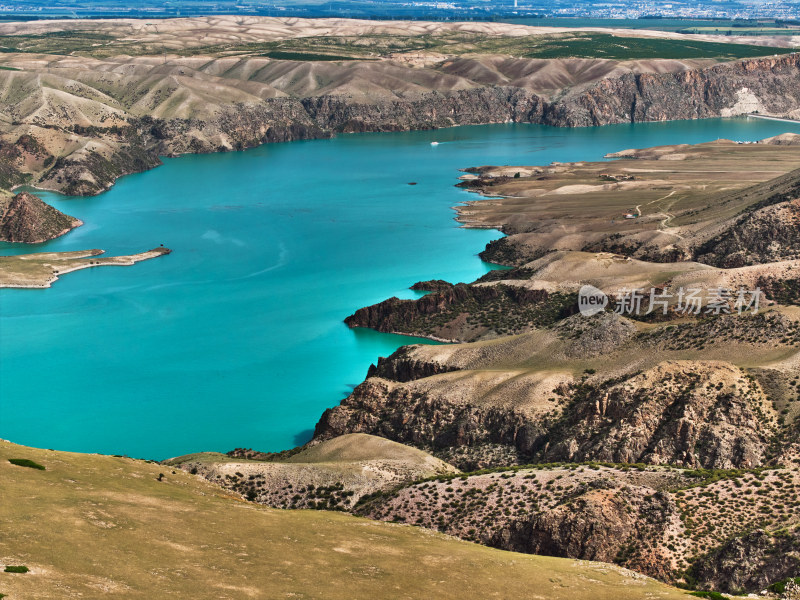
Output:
[{"left": 0, "top": 247, "right": 172, "bottom": 288}]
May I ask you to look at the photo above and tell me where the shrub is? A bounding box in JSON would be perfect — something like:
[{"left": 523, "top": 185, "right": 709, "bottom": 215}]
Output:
[
  {"left": 768, "top": 577, "right": 800, "bottom": 594},
  {"left": 8, "top": 458, "right": 45, "bottom": 470},
  {"left": 4, "top": 566, "right": 29, "bottom": 573}
]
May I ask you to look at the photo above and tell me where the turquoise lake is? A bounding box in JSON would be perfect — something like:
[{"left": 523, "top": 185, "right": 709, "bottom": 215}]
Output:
[{"left": 3, "top": 117, "right": 800, "bottom": 459}]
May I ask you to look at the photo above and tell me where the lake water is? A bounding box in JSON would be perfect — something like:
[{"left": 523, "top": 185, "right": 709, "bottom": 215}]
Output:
[{"left": 2, "top": 117, "right": 800, "bottom": 459}]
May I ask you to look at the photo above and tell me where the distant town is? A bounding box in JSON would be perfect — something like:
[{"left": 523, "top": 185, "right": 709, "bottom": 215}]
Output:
[{"left": 4, "top": 0, "right": 800, "bottom": 23}]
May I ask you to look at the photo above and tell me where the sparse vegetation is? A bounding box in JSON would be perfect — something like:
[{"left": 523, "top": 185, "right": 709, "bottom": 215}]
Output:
[
  {"left": 8, "top": 458, "right": 45, "bottom": 470},
  {"left": 3, "top": 566, "right": 29, "bottom": 574}
]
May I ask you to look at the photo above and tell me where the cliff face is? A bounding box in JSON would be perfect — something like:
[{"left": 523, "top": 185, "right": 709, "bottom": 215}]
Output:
[
  {"left": 488, "top": 484, "right": 680, "bottom": 581},
  {"left": 314, "top": 360, "right": 779, "bottom": 471},
  {"left": 366, "top": 345, "right": 460, "bottom": 383},
  {"left": 0, "top": 191, "right": 82, "bottom": 243},
  {"left": 303, "top": 87, "right": 546, "bottom": 132},
  {"left": 302, "top": 54, "right": 800, "bottom": 131},
  {"left": 315, "top": 378, "right": 538, "bottom": 469},
  {"left": 7, "top": 53, "right": 800, "bottom": 198},
  {"left": 694, "top": 198, "right": 800, "bottom": 268},
  {"left": 344, "top": 282, "right": 574, "bottom": 342},
  {"left": 691, "top": 529, "right": 800, "bottom": 594},
  {"left": 547, "top": 53, "right": 800, "bottom": 127},
  {"left": 540, "top": 362, "right": 776, "bottom": 469}
]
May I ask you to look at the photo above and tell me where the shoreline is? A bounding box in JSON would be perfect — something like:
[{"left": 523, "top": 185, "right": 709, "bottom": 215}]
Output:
[
  {"left": 746, "top": 113, "right": 800, "bottom": 123},
  {"left": 18, "top": 115, "right": 757, "bottom": 203},
  {"left": 349, "top": 325, "right": 460, "bottom": 344}
]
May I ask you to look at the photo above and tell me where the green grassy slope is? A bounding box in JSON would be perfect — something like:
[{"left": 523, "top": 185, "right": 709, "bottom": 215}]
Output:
[{"left": 0, "top": 439, "right": 693, "bottom": 599}]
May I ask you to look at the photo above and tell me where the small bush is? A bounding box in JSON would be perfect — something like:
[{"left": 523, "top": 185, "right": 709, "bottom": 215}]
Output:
[
  {"left": 8, "top": 458, "right": 45, "bottom": 470},
  {"left": 4, "top": 565, "right": 29, "bottom": 573},
  {"left": 768, "top": 577, "right": 800, "bottom": 594}
]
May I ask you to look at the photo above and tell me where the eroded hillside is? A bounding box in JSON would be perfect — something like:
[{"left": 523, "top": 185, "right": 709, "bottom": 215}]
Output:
[{"left": 1, "top": 17, "right": 800, "bottom": 198}]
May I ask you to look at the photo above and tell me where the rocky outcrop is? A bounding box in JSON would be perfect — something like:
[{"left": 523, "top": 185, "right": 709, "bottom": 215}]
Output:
[
  {"left": 479, "top": 237, "right": 551, "bottom": 267},
  {"left": 314, "top": 378, "right": 541, "bottom": 470},
  {"left": 552, "top": 312, "right": 639, "bottom": 358},
  {"left": 315, "top": 360, "right": 780, "bottom": 471},
  {"left": 694, "top": 198, "right": 800, "bottom": 267},
  {"left": 539, "top": 362, "right": 777, "bottom": 469},
  {"left": 489, "top": 485, "right": 679, "bottom": 581},
  {"left": 366, "top": 345, "right": 460, "bottom": 383},
  {"left": 344, "top": 282, "right": 574, "bottom": 342},
  {"left": 690, "top": 528, "right": 800, "bottom": 594},
  {"left": 0, "top": 191, "right": 81, "bottom": 243},
  {"left": 409, "top": 280, "right": 454, "bottom": 292}
]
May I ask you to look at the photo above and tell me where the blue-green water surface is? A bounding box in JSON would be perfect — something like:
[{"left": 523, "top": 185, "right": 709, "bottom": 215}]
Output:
[{"left": 2, "top": 117, "right": 799, "bottom": 459}]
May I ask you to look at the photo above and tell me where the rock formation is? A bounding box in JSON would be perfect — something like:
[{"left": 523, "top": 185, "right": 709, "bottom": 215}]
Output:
[{"left": 0, "top": 191, "right": 81, "bottom": 243}]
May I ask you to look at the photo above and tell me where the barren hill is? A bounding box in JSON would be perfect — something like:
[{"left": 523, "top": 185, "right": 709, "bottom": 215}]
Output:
[{"left": 166, "top": 433, "right": 458, "bottom": 509}]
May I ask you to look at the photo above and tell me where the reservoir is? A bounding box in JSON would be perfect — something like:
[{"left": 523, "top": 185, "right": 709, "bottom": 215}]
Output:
[{"left": 2, "top": 117, "right": 799, "bottom": 458}]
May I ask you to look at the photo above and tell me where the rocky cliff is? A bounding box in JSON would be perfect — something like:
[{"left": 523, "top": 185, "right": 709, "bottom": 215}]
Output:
[
  {"left": 366, "top": 345, "right": 460, "bottom": 383},
  {"left": 314, "top": 359, "right": 783, "bottom": 471},
  {"left": 6, "top": 52, "right": 800, "bottom": 198},
  {"left": 0, "top": 191, "right": 82, "bottom": 243},
  {"left": 690, "top": 528, "right": 800, "bottom": 594},
  {"left": 345, "top": 282, "right": 575, "bottom": 342},
  {"left": 545, "top": 53, "right": 800, "bottom": 126}
]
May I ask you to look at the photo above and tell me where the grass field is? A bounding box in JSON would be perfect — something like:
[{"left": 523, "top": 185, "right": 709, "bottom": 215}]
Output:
[
  {"left": 504, "top": 17, "right": 800, "bottom": 34},
  {"left": 0, "top": 439, "right": 694, "bottom": 599},
  {"left": 514, "top": 33, "right": 794, "bottom": 60},
  {"left": 0, "top": 27, "right": 792, "bottom": 60}
]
